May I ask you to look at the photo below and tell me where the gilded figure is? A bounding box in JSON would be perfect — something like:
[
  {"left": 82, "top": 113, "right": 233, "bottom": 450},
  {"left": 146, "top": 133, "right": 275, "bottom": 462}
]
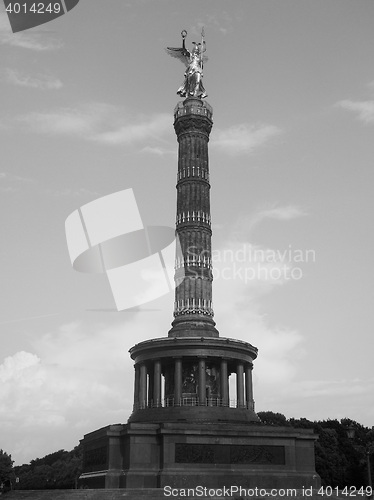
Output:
[{"left": 166, "top": 29, "right": 208, "bottom": 98}]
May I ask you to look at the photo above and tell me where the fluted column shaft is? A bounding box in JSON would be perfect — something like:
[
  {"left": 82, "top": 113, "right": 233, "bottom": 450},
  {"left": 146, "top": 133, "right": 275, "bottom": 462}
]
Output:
[
  {"left": 198, "top": 358, "right": 206, "bottom": 404},
  {"left": 220, "top": 359, "right": 229, "bottom": 406},
  {"left": 139, "top": 363, "right": 147, "bottom": 409},
  {"left": 245, "top": 364, "right": 254, "bottom": 410},
  {"left": 174, "top": 358, "right": 182, "bottom": 405},
  {"left": 148, "top": 370, "right": 154, "bottom": 405},
  {"left": 153, "top": 360, "right": 162, "bottom": 407},
  {"left": 133, "top": 364, "right": 140, "bottom": 408},
  {"left": 236, "top": 362, "right": 245, "bottom": 408},
  {"left": 171, "top": 99, "right": 217, "bottom": 331}
]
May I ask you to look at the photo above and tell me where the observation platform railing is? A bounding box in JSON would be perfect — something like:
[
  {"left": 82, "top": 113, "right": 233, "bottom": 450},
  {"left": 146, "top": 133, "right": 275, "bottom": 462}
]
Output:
[{"left": 133, "top": 397, "right": 255, "bottom": 411}]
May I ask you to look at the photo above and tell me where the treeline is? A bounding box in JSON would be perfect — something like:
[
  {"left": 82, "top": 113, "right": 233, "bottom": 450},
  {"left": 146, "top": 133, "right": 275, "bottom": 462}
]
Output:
[
  {"left": 257, "top": 412, "right": 374, "bottom": 488},
  {"left": 13, "top": 445, "right": 82, "bottom": 490}
]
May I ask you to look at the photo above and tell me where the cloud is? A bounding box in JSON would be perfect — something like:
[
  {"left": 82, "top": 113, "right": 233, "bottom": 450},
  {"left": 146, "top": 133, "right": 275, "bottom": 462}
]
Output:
[
  {"left": 255, "top": 206, "right": 308, "bottom": 221},
  {"left": 229, "top": 205, "right": 307, "bottom": 240},
  {"left": 212, "top": 219, "right": 308, "bottom": 351},
  {"left": 0, "top": 321, "right": 136, "bottom": 464},
  {"left": 0, "top": 171, "right": 99, "bottom": 197},
  {"left": 0, "top": 13, "right": 63, "bottom": 51},
  {"left": 47, "top": 187, "right": 101, "bottom": 197},
  {"left": 336, "top": 99, "right": 374, "bottom": 124},
  {"left": 93, "top": 113, "right": 170, "bottom": 145},
  {"left": 291, "top": 379, "right": 371, "bottom": 399},
  {"left": 18, "top": 105, "right": 105, "bottom": 136},
  {"left": 210, "top": 222, "right": 372, "bottom": 423},
  {"left": 0, "top": 186, "right": 19, "bottom": 193},
  {"left": 5, "top": 68, "right": 63, "bottom": 89},
  {"left": 0, "top": 308, "right": 178, "bottom": 465},
  {"left": 140, "top": 146, "right": 174, "bottom": 156},
  {"left": 271, "top": 377, "right": 374, "bottom": 423},
  {"left": 192, "top": 12, "right": 234, "bottom": 37},
  {"left": 0, "top": 351, "right": 43, "bottom": 385},
  {"left": 210, "top": 204, "right": 317, "bottom": 407},
  {"left": 19, "top": 103, "right": 172, "bottom": 147},
  {"left": 248, "top": 205, "right": 307, "bottom": 233},
  {"left": 213, "top": 239, "right": 306, "bottom": 392},
  {"left": 0, "top": 171, "right": 37, "bottom": 193},
  {"left": 0, "top": 171, "right": 35, "bottom": 183},
  {"left": 212, "top": 242, "right": 298, "bottom": 298},
  {"left": 211, "top": 123, "right": 281, "bottom": 156}
]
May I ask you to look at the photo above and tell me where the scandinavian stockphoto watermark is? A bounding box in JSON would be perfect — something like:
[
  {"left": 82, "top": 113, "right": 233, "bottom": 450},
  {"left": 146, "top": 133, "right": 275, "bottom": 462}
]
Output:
[{"left": 186, "top": 244, "right": 316, "bottom": 284}]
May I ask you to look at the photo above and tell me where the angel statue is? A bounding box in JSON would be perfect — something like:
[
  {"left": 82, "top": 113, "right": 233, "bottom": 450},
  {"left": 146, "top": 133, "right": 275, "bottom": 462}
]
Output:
[{"left": 166, "top": 29, "right": 208, "bottom": 99}]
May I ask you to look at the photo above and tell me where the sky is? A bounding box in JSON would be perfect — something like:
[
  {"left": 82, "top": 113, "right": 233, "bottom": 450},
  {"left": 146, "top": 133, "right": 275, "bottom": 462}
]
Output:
[{"left": 1, "top": 0, "right": 374, "bottom": 466}]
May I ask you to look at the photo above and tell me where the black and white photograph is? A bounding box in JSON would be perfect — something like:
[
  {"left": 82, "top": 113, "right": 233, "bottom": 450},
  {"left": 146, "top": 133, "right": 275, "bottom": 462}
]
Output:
[{"left": 0, "top": 1, "right": 373, "bottom": 497}]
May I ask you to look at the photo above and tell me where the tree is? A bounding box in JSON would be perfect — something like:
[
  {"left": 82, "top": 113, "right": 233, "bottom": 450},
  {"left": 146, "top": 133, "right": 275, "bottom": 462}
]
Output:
[
  {"left": 257, "top": 411, "right": 291, "bottom": 427},
  {"left": 0, "top": 449, "right": 14, "bottom": 491},
  {"left": 258, "top": 413, "right": 372, "bottom": 488},
  {"left": 13, "top": 444, "right": 83, "bottom": 490}
]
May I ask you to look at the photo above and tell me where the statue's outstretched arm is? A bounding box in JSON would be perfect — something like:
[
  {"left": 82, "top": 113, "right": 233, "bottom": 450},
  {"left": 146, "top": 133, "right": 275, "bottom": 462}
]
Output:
[{"left": 165, "top": 29, "right": 190, "bottom": 67}]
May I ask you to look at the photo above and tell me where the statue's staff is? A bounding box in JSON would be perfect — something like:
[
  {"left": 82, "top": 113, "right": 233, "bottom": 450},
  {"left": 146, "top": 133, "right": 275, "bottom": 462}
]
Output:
[{"left": 200, "top": 27, "right": 205, "bottom": 70}]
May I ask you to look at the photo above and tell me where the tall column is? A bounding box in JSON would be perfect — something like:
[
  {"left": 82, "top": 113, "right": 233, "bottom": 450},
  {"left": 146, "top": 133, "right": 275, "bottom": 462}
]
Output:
[
  {"left": 198, "top": 358, "right": 206, "bottom": 405},
  {"left": 236, "top": 362, "right": 245, "bottom": 408},
  {"left": 174, "top": 358, "right": 182, "bottom": 406},
  {"left": 245, "top": 364, "right": 254, "bottom": 410},
  {"left": 139, "top": 363, "right": 147, "bottom": 409},
  {"left": 153, "top": 360, "right": 162, "bottom": 407},
  {"left": 169, "top": 99, "right": 218, "bottom": 339},
  {"left": 220, "top": 359, "right": 229, "bottom": 406},
  {"left": 133, "top": 364, "right": 140, "bottom": 409}
]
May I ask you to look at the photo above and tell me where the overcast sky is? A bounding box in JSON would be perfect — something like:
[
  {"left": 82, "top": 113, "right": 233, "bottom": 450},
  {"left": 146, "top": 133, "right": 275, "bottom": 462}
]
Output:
[{"left": 1, "top": 0, "right": 374, "bottom": 466}]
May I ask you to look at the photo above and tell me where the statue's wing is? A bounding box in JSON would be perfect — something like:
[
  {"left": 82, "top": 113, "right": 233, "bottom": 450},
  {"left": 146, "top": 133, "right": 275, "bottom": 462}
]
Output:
[{"left": 165, "top": 47, "right": 189, "bottom": 67}]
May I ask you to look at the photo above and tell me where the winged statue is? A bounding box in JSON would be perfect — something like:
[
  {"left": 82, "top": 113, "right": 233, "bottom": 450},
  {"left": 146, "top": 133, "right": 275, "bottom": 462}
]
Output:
[{"left": 166, "top": 29, "right": 208, "bottom": 99}]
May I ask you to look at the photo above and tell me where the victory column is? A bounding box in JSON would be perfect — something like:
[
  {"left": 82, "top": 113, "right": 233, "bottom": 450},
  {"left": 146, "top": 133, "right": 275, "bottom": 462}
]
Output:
[{"left": 78, "top": 30, "right": 320, "bottom": 492}]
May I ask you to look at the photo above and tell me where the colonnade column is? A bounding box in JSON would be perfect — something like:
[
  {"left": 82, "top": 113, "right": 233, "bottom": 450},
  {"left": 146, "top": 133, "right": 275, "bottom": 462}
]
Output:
[
  {"left": 148, "top": 370, "right": 154, "bottom": 406},
  {"left": 139, "top": 363, "right": 147, "bottom": 409},
  {"left": 245, "top": 363, "right": 254, "bottom": 410},
  {"left": 236, "top": 362, "right": 245, "bottom": 408},
  {"left": 198, "top": 358, "right": 206, "bottom": 405},
  {"left": 220, "top": 359, "right": 229, "bottom": 406},
  {"left": 174, "top": 358, "right": 182, "bottom": 406},
  {"left": 153, "top": 360, "right": 162, "bottom": 408},
  {"left": 133, "top": 364, "right": 140, "bottom": 409}
]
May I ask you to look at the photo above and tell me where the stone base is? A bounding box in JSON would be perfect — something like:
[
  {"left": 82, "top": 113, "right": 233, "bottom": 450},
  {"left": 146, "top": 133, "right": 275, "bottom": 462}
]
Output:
[{"left": 79, "top": 422, "right": 320, "bottom": 490}]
